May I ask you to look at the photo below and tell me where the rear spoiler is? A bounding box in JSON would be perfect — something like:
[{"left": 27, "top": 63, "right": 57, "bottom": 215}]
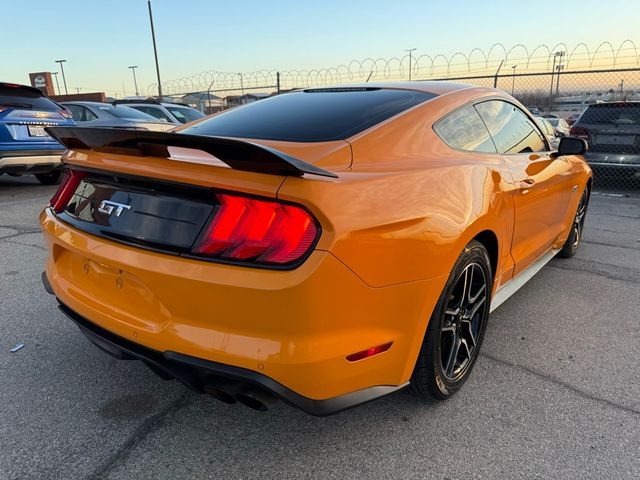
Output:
[{"left": 45, "top": 126, "right": 339, "bottom": 179}]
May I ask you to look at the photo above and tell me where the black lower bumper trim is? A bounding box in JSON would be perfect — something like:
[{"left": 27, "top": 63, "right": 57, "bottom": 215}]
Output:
[{"left": 56, "top": 302, "right": 406, "bottom": 416}]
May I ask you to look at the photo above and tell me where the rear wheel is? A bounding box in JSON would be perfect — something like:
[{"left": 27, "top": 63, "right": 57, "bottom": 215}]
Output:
[
  {"left": 35, "top": 171, "right": 61, "bottom": 185},
  {"left": 558, "top": 187, "right": 589, "bottom": 258},
  {"left": 411, "top": 240, "right": 493, "bottom": 400}
]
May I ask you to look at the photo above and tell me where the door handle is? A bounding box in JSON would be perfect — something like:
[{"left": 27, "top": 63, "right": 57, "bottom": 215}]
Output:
[{"left": 519, "top": 178, "right": 536, "bottom": 189}]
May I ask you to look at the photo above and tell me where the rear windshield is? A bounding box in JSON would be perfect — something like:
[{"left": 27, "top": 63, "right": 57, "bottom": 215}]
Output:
[
  {"left": 166, "top": 106, "right": 204, "bottom": 123},
  {"left": 579, "top": 104, "right": 640, "bottom": 125},
  {"left": 98, "top": 105, "right": 159, "bottom": 121},
  {"left": 0, "top": 86, "right": 60, "bottom": 111},
  {"left": 182, "top": 88, "right": 436, "bottom": 142}
]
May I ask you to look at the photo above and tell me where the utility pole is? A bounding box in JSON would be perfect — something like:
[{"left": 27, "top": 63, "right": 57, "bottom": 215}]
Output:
[
  {"left": 51, "top": 72, "right": 61, "bottom": 95},
  {"left": 148, "top": 0, "right": 162, "bottom": 98},
  {"left": 55, "top": 59, "right": 68, "bottom": 94},
  {"left": 511, "top": 65, "right": 517, "bottom": 95},
  {"left": 405, "top": 48, "right": 417, "bottom": 81},
  {"left": 128, "top": 66, "right": 139, "bottom": 96}
]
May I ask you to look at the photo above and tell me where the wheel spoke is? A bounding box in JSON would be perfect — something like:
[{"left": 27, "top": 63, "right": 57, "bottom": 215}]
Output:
[
  {"left": 444, "top": 334, "right": 461, "bottom": 377},
  {"left": 441, "top": 324, "right": 456, "bottom": 334},
  {"left": 460, "top": 338, "right": 472, "bottom": 361},
  {"left": 463, "top": 295, "right": 486, "bottom": 320},
  {"left": 461, "top": 264, "right": 473, "bottom": 305},
  {"left": 461, "top": 318, "right": 477, "bottom": 347},
  {"left": 469, "top": 283, "right": 486, "bottom": 304},
  {"left": 445, "top": 306, "right": 460, "bottom": 316}
]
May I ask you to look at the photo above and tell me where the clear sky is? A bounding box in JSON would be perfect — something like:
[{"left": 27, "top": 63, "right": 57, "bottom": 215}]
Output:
[{"left": 4, "top": 0, "right": 640, "bottom": 97}]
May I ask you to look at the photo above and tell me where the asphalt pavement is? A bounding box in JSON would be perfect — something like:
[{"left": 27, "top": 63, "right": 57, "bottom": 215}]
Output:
[{"left": 1, "top": 175, "right": 639, "bottom": 480}]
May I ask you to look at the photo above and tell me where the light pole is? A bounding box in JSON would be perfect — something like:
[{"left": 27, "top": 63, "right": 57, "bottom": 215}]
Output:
[
  {"left": 549, "top": 51, "right": 564, "bottom": 109},
  {"left": 511, "top": 65, "right": 517, "bottom": 95},
  {"left": 51, "top": 72, "right": 61, "bottom": 95},
  {"left": 148, "top": 0, "right": 162, "bottom": 98},
  {"left": 239, "top": 73, "right": 245, "bottom": 98},
  {"left": 55, "top": 59, "right": 68, "bottom": 95},
  {"left": 405, "top": 48, "right": 417, "bottom": 81},
  {"left": 128, "top": 66, "right": 139, "bottom": 96}
]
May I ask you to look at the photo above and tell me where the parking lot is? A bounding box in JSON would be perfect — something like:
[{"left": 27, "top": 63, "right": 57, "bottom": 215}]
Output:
[{"left": 1, "top": 175, "right": 639, "bottom": 480}]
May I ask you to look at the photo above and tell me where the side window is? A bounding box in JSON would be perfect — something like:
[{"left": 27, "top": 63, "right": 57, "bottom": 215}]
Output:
[
  {"left": 84, "top": 107, "right": 98, "bottom": 121},
  {"left": 65, "top": 104, "right": 97, "bottom": 122},
  {"left": 433, "top": 105, "right": 496, "bottom": 153},
  {"left": 475, "top": 100, "right": 547, "bottom": 154},
  {"left": 135, "top": 106, "right": 172, "bottom": 122}
]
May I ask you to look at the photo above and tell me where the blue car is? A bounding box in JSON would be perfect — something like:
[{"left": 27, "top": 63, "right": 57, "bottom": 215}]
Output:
[{"left": 0, "top": 82, "right": 76, "bottom": 184}]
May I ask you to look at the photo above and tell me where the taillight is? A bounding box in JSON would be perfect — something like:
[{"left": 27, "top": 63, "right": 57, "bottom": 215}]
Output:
[
  {"left": 49, "top": 170, "right": 86, "bottom": 213},
  {"left": 193, "top": 193, "right": 319, "bottom": 266},
  {"left": 569, "top": 126, "right": 589, "bottom": 139}
]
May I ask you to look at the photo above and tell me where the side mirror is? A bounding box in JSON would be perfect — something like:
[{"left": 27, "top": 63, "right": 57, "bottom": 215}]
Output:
[{"left": 555, "top": 137, "right": 588, "bottom": 156}]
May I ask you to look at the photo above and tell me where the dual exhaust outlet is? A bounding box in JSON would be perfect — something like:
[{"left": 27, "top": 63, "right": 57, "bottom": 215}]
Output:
[{"left": 203, "top": 377, "right": 278, "bottom": 412}]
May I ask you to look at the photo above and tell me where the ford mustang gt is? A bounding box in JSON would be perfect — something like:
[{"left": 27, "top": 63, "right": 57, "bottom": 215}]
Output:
[{"left": 40, "top": 83, "right": 591, "bottom": 415}]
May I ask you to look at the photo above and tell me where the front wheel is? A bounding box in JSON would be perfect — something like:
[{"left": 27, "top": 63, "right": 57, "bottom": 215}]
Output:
[
  {"left": 411, "top": 240, "right": 493, "bottom": 400},
  {"left": 35, "top": 171, "right": 62, "bottom": 185},
  {"left": 558, "top": 187, "right": 589, "bottom": 258}
]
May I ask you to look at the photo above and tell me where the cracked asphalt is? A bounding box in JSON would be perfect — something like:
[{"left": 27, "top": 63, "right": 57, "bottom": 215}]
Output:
[{"left": 1, "top": 175, "right": 639, "bottom": 480}]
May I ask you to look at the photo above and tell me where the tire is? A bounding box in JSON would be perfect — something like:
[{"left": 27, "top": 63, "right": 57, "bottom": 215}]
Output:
[
  {"left": 411, "top": 240, "right": 493, "bottom": 401},
  {"left": 35, "top": 171, "right": 62, "bottom": 185},
  {"left": 558, "top": 187, "right": 589, "bottom": 259}
]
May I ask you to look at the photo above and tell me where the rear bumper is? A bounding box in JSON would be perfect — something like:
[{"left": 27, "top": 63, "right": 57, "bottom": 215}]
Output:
[
  {"left": 40, "top": 207, "right": 445, "bottom": 407},
  {"left": 52, "top": 296, "right": 406, "bottom": 416},
  {"left": 0, "top": 149, "right": 64, "bottom": 174},
  {"left": 585, "top": 152, "right": 640, "bottom": 168}
]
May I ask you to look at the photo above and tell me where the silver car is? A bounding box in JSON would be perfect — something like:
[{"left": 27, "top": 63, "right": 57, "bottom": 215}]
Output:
[
  {"left": 113, "top": 100, "right": 205, "bottom": 125},
  {"left": 62, "top": 102, "right": 175, "bottom": 131}
]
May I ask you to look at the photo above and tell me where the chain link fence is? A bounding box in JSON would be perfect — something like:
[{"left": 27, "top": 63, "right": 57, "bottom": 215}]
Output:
[{"left": 158, "top": 40, "right": 640, "bottom": 195}]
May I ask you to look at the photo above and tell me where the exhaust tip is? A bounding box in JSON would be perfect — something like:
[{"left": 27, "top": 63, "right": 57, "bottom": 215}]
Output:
[
  {"left": 235, "top": 387, "right": 278, "bottom": 412},
  {"left": 236, "top": 393, "right": 268, "bottom": 411},
  {"left": 204, "top": 386, "right": 237, "bottom": 405},
  {"left": 203, "top": 377, "right": 244, "bottom": 405}
]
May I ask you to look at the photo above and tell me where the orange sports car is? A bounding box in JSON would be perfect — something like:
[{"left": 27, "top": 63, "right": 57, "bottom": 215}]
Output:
[{"left": 40, "top": 83, "right": 591, "bottom": 415}]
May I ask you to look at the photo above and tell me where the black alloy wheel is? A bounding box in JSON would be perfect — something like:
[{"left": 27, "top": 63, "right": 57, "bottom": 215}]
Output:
[
  {"left": 559, "top": 187, "right": 589, "bottom": 258},
  {"left": 411, "top": 240, "right": 492, "bottom": 400}
]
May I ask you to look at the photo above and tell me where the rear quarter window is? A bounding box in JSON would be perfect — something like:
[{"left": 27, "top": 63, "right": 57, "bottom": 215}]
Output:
[
  {"left": 182, "top": 88, "right": 437, "bottom": 142},
  {"left": 434, "top": 105, "right": 496, "bottom": 153}
]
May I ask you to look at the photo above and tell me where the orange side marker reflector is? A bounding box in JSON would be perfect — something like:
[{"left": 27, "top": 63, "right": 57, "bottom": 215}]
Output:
[{"left": 346, "top": 342, "right": 393, "bottom": 362}]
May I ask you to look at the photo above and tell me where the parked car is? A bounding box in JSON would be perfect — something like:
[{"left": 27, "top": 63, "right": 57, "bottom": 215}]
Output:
[
  {"left": 41, "top": 84, "right": 591, "bottom": 415},
  {"left": 566, "top": 112, "right": 581, "bottom": 126},
  {"left": 534, "top": 116, "right": 560, "bottom": 149},
  {"left": 113, "top": 99, "right": 205, "bottom": 125},
  {"left": 547, "top": 117, "right": 571, "bottom": 137},
  {"left": 569, "top": 101, "right": 640, "bottom": 173},
  {"left": 0, "top": 82, "right": 76, "bottom": 184},
  {"left": 62, "top": 102, "right": 175, "bottom": 131}
]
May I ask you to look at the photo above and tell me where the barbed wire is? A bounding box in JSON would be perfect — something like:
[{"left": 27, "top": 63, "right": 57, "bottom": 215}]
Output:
[{"left": 150, "top": 40, "right": 640, "bottom": 96}]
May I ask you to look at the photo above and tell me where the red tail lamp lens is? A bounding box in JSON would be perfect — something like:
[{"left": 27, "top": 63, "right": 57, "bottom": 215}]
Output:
[
  {"left": 193, "top": 194, "right": 319, "bottom": 266},
  {"left": 569, "top": 126, "right": 589, "bottom": 139},
  {"left": 346, "top": 342, "right": 393, "bottom": 362},
  {"left": 49, "top": 170, "right": 86, "bottom": 213}
]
